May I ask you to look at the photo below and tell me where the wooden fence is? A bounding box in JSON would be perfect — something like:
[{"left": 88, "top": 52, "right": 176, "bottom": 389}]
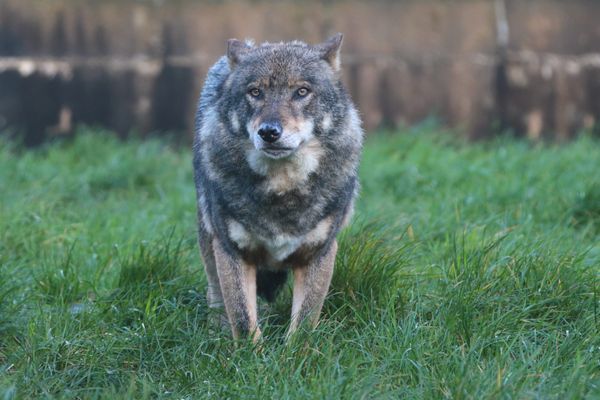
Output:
[{"left": 1, "top": 0, "right": 599, "bottom": 145}]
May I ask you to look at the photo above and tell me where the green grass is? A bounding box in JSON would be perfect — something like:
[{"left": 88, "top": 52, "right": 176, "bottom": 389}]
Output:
[{"left": 1, "top": 127, "right": 599, "bottom": 399}]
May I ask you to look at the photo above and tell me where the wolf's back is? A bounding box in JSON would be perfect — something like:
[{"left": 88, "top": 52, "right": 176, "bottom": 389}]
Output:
[
  {"left": 194, "top": 57, "right": 229, "bottom": 132},
  {"left": 192, "top": 57, "right": 230, "bottom": 197}
]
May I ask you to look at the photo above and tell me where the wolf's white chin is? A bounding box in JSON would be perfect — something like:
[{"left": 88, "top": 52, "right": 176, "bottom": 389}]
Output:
[{"left": 260, "top": 148, "right": 296, "bottom": 159}]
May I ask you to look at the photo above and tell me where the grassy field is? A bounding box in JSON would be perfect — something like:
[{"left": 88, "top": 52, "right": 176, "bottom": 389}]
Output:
[{"left": 1, "top": 127, "right": 599, "bottom": 399}]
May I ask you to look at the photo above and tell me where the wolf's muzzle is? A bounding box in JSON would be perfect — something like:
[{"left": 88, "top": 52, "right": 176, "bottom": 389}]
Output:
[{"left": 257, "top": 122, "right": 282, "bottom": 143}]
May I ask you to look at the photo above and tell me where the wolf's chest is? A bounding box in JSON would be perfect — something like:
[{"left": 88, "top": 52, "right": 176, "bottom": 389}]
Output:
[{"left": 227, "top": 218, "right": 332, "bottom": 264}]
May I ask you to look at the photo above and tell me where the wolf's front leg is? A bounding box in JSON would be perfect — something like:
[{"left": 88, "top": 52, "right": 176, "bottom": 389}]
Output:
[
  {"left": 288, "top": 240, "right": 338, "bottom": 336},
  {"left": 212, "top": 238, "right": 261, "bottom": 342}
]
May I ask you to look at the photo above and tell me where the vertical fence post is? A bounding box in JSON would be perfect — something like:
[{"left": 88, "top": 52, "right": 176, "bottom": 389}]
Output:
[{"left": 494, "top": 0, "right": 510, "bottom": 135}]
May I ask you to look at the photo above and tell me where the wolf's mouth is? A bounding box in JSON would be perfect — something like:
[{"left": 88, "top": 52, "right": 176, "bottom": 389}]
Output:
[{"left": 261, "top": 146, "right": 295, "bottom": 159}]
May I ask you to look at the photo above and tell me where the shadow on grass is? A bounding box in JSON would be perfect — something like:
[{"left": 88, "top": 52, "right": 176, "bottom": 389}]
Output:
[{"left": 571, "top": 182, "right": 600, "bottom": 235}]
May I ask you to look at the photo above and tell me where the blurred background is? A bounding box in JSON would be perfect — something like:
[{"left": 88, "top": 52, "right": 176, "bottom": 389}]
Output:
[{"left": 1, "top": 0, "right": 600, "bottom": 146}]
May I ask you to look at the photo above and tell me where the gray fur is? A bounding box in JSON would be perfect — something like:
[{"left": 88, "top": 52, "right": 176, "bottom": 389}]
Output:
[{"left": 193, "top": 33, "right": 363, "bottom": 341}]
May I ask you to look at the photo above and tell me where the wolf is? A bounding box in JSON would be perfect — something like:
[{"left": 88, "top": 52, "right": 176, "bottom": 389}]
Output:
[{"left": 192, "top": 33, "right": 363, "bottom": 341}]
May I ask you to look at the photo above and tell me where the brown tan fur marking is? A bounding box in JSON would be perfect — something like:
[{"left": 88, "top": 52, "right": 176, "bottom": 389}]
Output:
[
  {"left": 212, "top": 238, "right": 261, "bottom": 342},
  {"left": 288, "top": 240, "right": 338, "bottom": 336}
]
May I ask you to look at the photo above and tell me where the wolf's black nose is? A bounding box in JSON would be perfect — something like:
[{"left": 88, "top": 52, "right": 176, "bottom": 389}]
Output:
[{"left": 258, "top": 122, "right": 282, "bottom": 143}]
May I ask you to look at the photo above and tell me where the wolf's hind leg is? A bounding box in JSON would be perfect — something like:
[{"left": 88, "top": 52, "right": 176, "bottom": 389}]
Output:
[
  {"left": 288, "top": 240, "right": 337, "bottom": 337},
  {"left": 198, "top": 227, "right": 223, "bottom": 309},
  {"left": 198, "top": 228, "right": 222, "bottom": 307},
  {"left": 197, "top": 227, "right": 229, "bottom": 330},
  {"left": 212, "top": 238, "right": 261, "bottom": 342}
]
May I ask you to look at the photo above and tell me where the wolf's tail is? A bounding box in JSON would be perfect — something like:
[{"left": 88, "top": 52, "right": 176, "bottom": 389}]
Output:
[{"left": 256, "top": 269, "right": 288, "bottom": 302}]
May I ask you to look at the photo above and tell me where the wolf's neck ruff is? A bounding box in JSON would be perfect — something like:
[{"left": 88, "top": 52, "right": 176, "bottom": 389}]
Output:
[{"left": 245, "top": 137, "right": 325, "bottom": 195}]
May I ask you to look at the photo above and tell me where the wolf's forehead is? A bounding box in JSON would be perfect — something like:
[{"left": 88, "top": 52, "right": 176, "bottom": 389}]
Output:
[
  {"left": 243, "top": 47, "right": 319, "bottom": 86},
  {"left": 251, "top": 74, "right": 312, "bottom": 88}
]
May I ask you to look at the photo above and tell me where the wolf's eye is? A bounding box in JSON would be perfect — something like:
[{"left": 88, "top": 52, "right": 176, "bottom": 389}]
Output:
[
  {"left": 248, "top": 88, "right": 261, "bottom": 98},
  {"left": 296, "top": 87, "right": 310, "bottom": 97}
]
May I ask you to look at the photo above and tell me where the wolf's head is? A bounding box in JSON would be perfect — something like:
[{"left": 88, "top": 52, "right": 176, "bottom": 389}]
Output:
[{"left": 222, "top": 34, "right": 345, "bottom": 160}]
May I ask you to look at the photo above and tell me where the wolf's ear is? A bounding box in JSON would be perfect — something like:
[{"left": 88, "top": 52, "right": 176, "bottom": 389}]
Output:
[
  {"left": 317, "top": 33, "right": 343, "bottom": 72},
  {"left": 227, "top": 39, "right": 251, "bottom": 68}
]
